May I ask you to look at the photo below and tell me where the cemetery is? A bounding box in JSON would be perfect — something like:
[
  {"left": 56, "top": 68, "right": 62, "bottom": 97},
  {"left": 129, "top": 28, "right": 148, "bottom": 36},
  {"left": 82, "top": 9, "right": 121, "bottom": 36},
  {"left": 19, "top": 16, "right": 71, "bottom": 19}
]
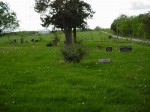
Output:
[
  {"left": 0, "top": 31, "right": 150, "bottom": 112},
  {"left": 0, "top": 0, "right": 150, "bottom": 111}
]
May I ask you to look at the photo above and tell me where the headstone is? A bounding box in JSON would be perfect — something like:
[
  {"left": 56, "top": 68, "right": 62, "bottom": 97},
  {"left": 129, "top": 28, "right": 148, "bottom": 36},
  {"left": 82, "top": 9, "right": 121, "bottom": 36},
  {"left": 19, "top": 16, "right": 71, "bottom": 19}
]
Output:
[
  {"left": 52, "top": 39, "right": 57, "bottom": 46},
  {"left": 106, "top": 46, "right": 112, "bottom": 52},
  {"left": 35, "top": 40, "right": 39, "bottom": 42},
  {"left": 120, "top": 46, "right": 132, "bottom": 52},
  {"left": 46, "top": 42, "right": 53, "bottom": 47},
  {"left": 20, "top": 38, "right": 24, "bottom": 43},
  {"left": 98, "top": 59, "right": 111, "bottom": 63},
  {"left": 31, "top": 39, "right": 35, "bottom": 43},
  {"left": 13, "top": 39, "right": 17, "bottom": 44}
]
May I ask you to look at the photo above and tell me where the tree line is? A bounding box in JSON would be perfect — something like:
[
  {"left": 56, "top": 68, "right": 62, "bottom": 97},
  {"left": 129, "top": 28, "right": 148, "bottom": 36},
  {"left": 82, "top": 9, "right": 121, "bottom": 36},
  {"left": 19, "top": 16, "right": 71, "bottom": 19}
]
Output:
[{"left": 111, "top": 12, "right": 150, "bottom": 39}]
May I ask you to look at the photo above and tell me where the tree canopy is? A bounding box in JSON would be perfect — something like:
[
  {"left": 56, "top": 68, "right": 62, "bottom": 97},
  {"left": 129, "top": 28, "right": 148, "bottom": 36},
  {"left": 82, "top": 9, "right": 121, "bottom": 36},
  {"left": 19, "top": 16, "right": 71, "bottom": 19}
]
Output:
[
  {"left": 34, "top": 0, "right": 94, "bottom": 45},
  {"left": 0, "top": 1, "right": 19, "bottom": 34},
  {"left": 111, "top": 12, "right": 150, "bottom": 39}
]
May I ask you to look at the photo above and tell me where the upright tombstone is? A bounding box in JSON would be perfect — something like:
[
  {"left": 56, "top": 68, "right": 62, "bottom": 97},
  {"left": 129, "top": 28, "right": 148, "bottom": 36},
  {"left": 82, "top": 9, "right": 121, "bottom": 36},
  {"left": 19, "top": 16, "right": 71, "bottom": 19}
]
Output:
[
  {"left": 120, "top": 46, "right": 132, "bottom": 52},
  {"left": 31, "top": 39, "right": 35, "bottom": 43},
  {"left": 20, "top": 38, "right": 24, "bottom": 43},
  {"left": 52, "top": 39, "right": 57, "bottom": 46},
  {"left": 35, "top": 40, "right": 39, "bottom": 42},
  {"left": 13, "top": 39, "right": 17, "bottom": 44},
  {"left": 106, "top": 46, "right": 112, "bottom": 52}
]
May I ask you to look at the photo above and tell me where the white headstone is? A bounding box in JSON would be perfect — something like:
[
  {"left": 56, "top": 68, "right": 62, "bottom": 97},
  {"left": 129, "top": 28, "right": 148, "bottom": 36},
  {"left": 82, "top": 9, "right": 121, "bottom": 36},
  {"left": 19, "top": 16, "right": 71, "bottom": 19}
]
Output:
[{"left": 98, "top": 59, "right": 111, "bottom": 63}]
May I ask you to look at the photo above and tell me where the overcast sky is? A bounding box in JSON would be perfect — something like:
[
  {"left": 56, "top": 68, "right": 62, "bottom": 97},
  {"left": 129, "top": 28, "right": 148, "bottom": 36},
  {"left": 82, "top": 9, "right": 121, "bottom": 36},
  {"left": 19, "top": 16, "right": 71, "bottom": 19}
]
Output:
[{"left": 2, "top": 0, "right": 150, "bottom": 31}]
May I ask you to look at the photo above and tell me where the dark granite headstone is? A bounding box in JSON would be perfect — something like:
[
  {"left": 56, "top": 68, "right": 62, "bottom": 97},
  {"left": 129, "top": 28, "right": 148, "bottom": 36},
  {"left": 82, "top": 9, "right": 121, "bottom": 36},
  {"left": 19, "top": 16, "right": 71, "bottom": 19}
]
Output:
[
  {"left": 106, "top": 46, "right": 112, "bottom": 52},
  {"left": 120, "top": 46, "right": 132, "bottom": 52},
  {"left": 31, "top": 39, "right": 35, "bottom": 43},
  {"left": 35, "top": 40, "right": 39, "bottom": 42},
  {"left": 46, "top": 42, "right": 53, "bottom": 47},
  {"left": 20, "top": 38, "right": 24, "bottom": 43},
  {"left": 13, "top": 39, "right": 17, "bottom": 44}
]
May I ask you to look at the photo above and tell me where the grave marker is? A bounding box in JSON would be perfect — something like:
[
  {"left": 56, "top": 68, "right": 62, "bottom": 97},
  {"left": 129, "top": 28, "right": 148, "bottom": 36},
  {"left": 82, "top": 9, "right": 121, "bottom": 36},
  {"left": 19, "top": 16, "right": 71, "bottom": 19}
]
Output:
[
  {"left": 98, "top": 59, "right": 111, "bottom": 63},
  {"left": 35, "top": 40, "right": 39, "bottom": 42},
  {"left": 52, "top": 39, "right": 57, "bottom": 46},
  {"left": 106, "top": 46, "right": 112, "bottom": 52},
  {"left": 120, "top": 46, "right": 132, "bottom": 52},
  {"left": 20, "top": 38, "right": 24, "bottom": 43},
  {"left": 31, "top": 39, "right": 35, "bottom": 43},
  {"left": 13, "top": 39, "right": 17, "bottom": 44}
]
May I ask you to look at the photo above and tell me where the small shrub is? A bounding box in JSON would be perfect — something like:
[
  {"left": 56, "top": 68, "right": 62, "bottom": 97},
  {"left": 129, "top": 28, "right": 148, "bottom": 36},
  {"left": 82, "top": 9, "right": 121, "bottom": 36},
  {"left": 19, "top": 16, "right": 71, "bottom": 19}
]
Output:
[{"left": 61, "top": 44, "right": 86, "bottom": 63}]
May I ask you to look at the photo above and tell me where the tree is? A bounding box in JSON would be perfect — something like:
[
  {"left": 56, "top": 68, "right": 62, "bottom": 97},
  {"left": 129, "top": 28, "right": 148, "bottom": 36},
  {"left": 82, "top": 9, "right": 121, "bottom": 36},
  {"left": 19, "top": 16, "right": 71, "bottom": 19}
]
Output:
[
  {"left": 111, "top": 12, "right": 150, "bottom": 39},
  {"left": 34, "top": 0, "right": 94, "bottom": 45},
  {"left": 94, "top": 26, "right": 101, "bottom": 31},
  {"left": 0, "top": 1, "right": 19, "bottom": 35}
]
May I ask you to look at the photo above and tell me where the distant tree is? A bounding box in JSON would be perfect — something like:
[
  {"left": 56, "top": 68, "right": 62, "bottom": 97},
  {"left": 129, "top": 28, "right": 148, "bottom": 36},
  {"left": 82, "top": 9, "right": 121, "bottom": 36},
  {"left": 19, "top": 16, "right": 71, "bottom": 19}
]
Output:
[
  {"left": 142, "top": 12, "right": 150, "bottom": 38},
  {"left": 34, "top": 0, "right": 94, "bottom": 45},
  {"left": 0, "top": 1, "right": 19, "bottom": 35},
  {"left": 94, "top": 26, "right": 101, "bottom": 31},
  {"left": 111, "top": 19, "right": 118, "bottom": 33}
]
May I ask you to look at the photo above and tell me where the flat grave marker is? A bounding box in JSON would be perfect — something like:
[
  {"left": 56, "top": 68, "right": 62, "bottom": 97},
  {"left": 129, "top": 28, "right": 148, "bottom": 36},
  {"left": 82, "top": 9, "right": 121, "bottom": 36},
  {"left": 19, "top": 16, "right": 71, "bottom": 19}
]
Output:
[{"left": 98, "top": 58, "right": 111, "bottom": 63}]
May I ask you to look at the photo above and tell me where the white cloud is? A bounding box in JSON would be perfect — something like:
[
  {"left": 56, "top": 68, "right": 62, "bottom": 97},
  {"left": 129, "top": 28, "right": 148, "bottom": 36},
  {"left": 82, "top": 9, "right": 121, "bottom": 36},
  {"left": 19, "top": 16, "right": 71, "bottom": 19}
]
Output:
[{"left": 131, "top": 1, "right": 150, "bottom": 10}]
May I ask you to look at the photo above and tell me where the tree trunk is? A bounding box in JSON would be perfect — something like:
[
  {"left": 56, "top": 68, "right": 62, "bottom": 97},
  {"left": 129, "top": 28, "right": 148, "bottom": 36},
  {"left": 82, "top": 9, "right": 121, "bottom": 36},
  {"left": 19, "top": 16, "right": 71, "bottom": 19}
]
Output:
[
  {"left": 63, "top": 20, "right": 72, "bottom": 46},
  {"left": 73, "top": 27, "right": 77, "bottom": 43},
  {"left": 64, "top": 27, "right": 72, "bottom": 46},
  {"left": 63, "top": 25, "right": 72, "bottom": 62}
]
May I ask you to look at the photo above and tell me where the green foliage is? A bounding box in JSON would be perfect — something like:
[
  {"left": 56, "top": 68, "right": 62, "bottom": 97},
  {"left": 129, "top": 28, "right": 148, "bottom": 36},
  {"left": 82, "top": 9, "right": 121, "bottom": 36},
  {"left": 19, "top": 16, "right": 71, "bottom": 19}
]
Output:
[
  {"left": 0, "top": 1, "right": 19, "bottom": 34},
  {"left": 61, "top": 44, "right": 86, "bottom": 63},
  {"left": 35, "top": 0, "right": 94, "bottom": 29},
  {"left": 111, "top": 12, "right": 150, "bottom": 39}
]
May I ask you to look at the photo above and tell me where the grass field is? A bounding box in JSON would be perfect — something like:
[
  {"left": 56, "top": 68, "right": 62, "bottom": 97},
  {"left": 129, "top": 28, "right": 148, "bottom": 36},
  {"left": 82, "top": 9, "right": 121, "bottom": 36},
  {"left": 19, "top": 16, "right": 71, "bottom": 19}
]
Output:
[{"left": 0, "top": 31, "right": 150, "bottom": 112}]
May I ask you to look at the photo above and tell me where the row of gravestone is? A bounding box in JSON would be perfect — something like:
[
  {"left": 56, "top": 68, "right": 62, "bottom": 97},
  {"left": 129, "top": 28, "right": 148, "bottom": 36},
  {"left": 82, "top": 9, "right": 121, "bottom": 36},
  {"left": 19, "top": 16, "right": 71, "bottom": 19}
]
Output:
[
  {"left": 97, "top": 46, "right": 132, "bottom": 52},
  {"left": 98, "top": 46, "right": 132, "bottom": 64},
  {"left": 12, "top": 38, "right": 39, "bottom": 44}
]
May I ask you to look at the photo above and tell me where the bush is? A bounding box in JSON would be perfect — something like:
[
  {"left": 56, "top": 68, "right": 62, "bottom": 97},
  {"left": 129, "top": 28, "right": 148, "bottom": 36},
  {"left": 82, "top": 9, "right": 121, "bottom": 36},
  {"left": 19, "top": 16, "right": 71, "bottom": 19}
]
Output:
[{"left": 61, "top": 44, "right": 86, "bottom": 63}]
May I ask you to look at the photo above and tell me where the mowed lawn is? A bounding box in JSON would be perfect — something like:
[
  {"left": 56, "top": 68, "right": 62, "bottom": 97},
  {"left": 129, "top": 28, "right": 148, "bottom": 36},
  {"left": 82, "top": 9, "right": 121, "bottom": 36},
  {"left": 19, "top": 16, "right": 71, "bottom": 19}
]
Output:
[{"left": 0, "top": 31, "right": 150, "bottom": 112}]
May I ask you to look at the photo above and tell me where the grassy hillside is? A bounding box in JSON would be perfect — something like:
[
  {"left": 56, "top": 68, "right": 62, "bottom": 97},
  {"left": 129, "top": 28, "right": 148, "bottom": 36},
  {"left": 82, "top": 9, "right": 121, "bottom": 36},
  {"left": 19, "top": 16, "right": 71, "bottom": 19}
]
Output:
[{"left": 0, "top": 31, "right": 150, "bottom": 112}]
